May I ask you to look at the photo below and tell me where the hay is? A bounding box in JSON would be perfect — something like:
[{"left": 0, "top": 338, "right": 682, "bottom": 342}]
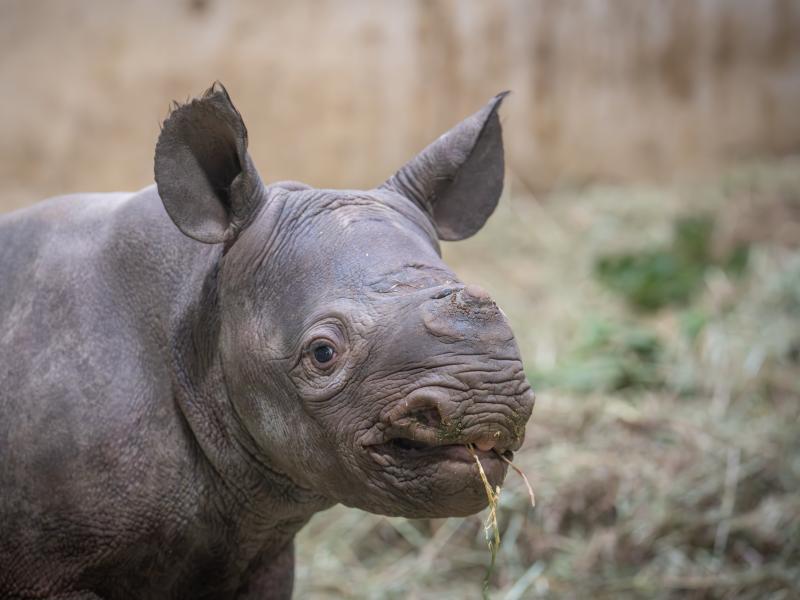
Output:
[
  {"left": 467, "top": 444, "right": 502, "bottom": 599},
  {"left": 498, "top": 451, "right": 536, "bottom": 508}
]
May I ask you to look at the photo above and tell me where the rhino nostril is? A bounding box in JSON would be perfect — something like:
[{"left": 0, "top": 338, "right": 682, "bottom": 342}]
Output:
[{"left": 407, "top": 406, "right": 443, "bottom": 428}]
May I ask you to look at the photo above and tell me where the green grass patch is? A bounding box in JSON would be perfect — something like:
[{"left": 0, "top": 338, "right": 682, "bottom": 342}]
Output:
[
  {"left": 594, "top": 215, "right": 749, "bottom": 312},
  {"left": 534, "top": 319, "right": 664, "bottom": 393}
]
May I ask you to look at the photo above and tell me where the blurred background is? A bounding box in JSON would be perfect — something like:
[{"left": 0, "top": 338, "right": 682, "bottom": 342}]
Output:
[{"left": 2, "top": 0, "right": 799, "bottom": 598}]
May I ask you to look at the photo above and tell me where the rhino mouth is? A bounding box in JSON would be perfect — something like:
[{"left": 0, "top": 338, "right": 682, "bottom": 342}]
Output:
[
  {"left": 374, "top": 435, "right": 514, "bottom": 463},
  {"left": 362, "top": 389, "right": 525, "bottom": 485},
  {"left": 367, "top": 421, "right": 516, "bottom": 477},
  {"left": 366, "top": 433, "right": 513, "bottom": 494}
]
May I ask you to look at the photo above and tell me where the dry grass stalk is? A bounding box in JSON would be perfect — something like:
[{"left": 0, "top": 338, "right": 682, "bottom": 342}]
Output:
[
  {"left": 497, "top": 451, "right": 536, "bottom": 508},
  {"left": 466, "top": 444, "right": 538, "bottom": 599},
  {"left": 467, "top": 444, "right": 502, "bottom": 599}
]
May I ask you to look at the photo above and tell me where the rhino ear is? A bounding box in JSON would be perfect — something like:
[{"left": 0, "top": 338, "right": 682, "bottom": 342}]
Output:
[
  {"left": 382, "top": 92, "right": 508, "bottom": 241},
  {"left": 154, "top": 82, "right": 264, "bottom": 244}
]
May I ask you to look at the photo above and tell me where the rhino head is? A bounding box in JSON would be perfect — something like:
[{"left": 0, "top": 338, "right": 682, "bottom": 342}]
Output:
[{"left": 154, "top": 83, "right": 534, "bottom": 518}]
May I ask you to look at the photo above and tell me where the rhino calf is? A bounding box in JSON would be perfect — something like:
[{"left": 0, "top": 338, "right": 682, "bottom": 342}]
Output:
[{"left": 0, "top": 84, "right": 534, "bottom": 599}]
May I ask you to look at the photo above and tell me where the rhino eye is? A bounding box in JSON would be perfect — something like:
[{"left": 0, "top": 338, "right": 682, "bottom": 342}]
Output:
[{"left": 312, "top": 343, "right": 336, "bottom": 366}]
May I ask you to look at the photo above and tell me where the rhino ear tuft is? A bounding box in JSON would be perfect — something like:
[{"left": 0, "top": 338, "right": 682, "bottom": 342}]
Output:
[
  {"left": 154, "top": 82, "right": 264, "bottom": 244},
  {"left": 382, "top": 92, "right": 508, "bottom": 241}
]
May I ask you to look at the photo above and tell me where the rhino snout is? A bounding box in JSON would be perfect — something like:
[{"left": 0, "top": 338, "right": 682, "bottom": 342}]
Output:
[{"left": 371, "top": 379, "right": 534, "bottom": 455}]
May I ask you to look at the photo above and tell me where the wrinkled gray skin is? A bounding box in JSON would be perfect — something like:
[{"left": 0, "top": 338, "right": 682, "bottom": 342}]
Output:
[{"left": 0, "top": 84, "right": 534, "bottom": 599}]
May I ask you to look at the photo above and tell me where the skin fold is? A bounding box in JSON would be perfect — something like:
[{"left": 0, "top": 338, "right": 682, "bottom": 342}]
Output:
[{"left": 0, "top": 83, "right": 535, "bottom": 599}]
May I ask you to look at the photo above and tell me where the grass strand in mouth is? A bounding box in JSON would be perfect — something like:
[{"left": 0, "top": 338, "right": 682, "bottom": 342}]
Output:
[
  {"left": 496, "top": 450, "right": 535, "bottom": 508},
  {"left": 467, "top": 444, "right": 501, "bottom": 600},
  {"left": 467, "top": 445, "right": 537, "bottom": 598}
]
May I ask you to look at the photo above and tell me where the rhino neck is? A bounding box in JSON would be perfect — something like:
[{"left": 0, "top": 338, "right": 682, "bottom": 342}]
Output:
[{"left": 168, "top": 255, "right": 332, "bottom": 538}]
